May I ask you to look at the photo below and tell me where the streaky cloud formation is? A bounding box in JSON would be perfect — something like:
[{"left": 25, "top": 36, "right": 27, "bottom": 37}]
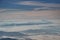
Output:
[
  {"left": 0, "top": 1, "right": 60, "bottom": 40},
  {"left": 17, "top": 1, "right": 60, "bottom": 7},
  {"left": 0, "top": 20, "right": 52, "bottom": 27}
]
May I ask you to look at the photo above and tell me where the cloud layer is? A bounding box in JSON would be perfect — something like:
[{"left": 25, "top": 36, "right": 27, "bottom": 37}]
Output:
[{"left": 0, "top": 0, "right": 60, "bottom": 32}]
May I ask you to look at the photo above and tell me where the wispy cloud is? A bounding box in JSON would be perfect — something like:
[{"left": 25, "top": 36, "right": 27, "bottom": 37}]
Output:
[
  {"left": 16, "top": 1, "right": 60, "bottom": 7},
  {"left": 0, "top": 25, "right": 42, "bottom": 32},
  {"left": 14, "top": 1, "right": 60, "bottom": 10},
  {"left": 0, "top": 19, "right": 60, "bottom": 32},
  {"left": 0, "top": 20, "right": 52, "bottom": 27}
]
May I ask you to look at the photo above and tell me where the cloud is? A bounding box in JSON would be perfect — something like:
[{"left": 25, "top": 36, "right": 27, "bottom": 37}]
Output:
[
  {"left": 0, "top": 19, "right": 53, "bottom": 32},
  {"left": 0, "top": 9, "right": 7, "bottom": 13},
  {"left": 33, "top": 7, "right": 51, "bottom": 11},
  {"left": 0, "top": 25, "right": 42, "bottom": 32},
  {"left": 0, "top": 9, "right": 60, "bottom": 32},
  {"left": 0, "top": 20, "right": 52, "bottom": 27},
  {"left": 0, "top": 19, "right": 59, "bottom": 32},
  {"left": 16, "top": 1, "right": 60, "bottom": 7},
  {"left": 0, "top": 9, "right": 20, "bottom": 13},
  {"left": 14, "top": 1, "right": 60, "bottom": 10},
  {"left": 0, "top": 10, "right": 60, "bottom": 20}
]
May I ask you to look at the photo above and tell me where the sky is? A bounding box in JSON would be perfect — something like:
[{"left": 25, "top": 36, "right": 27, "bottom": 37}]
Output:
[{"left": 0, "top": 0, "right": 60, "bottom": 32}]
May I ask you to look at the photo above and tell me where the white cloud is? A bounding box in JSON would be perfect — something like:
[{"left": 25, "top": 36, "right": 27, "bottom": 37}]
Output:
[
  {"left": 0, "top": 9, "right": 22, "bottom": 13},
  {"left": 0, "top": 19, "right": 60, "bottom": 32},
  {"left": 0, "top": 25, "right": 42, "bottom": 32},
  {"left": 33, "top": 7, "right": 51, "bottom": 11},
  {"left": 16, "top": 1, "right": 60, "bottom": 7}
]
